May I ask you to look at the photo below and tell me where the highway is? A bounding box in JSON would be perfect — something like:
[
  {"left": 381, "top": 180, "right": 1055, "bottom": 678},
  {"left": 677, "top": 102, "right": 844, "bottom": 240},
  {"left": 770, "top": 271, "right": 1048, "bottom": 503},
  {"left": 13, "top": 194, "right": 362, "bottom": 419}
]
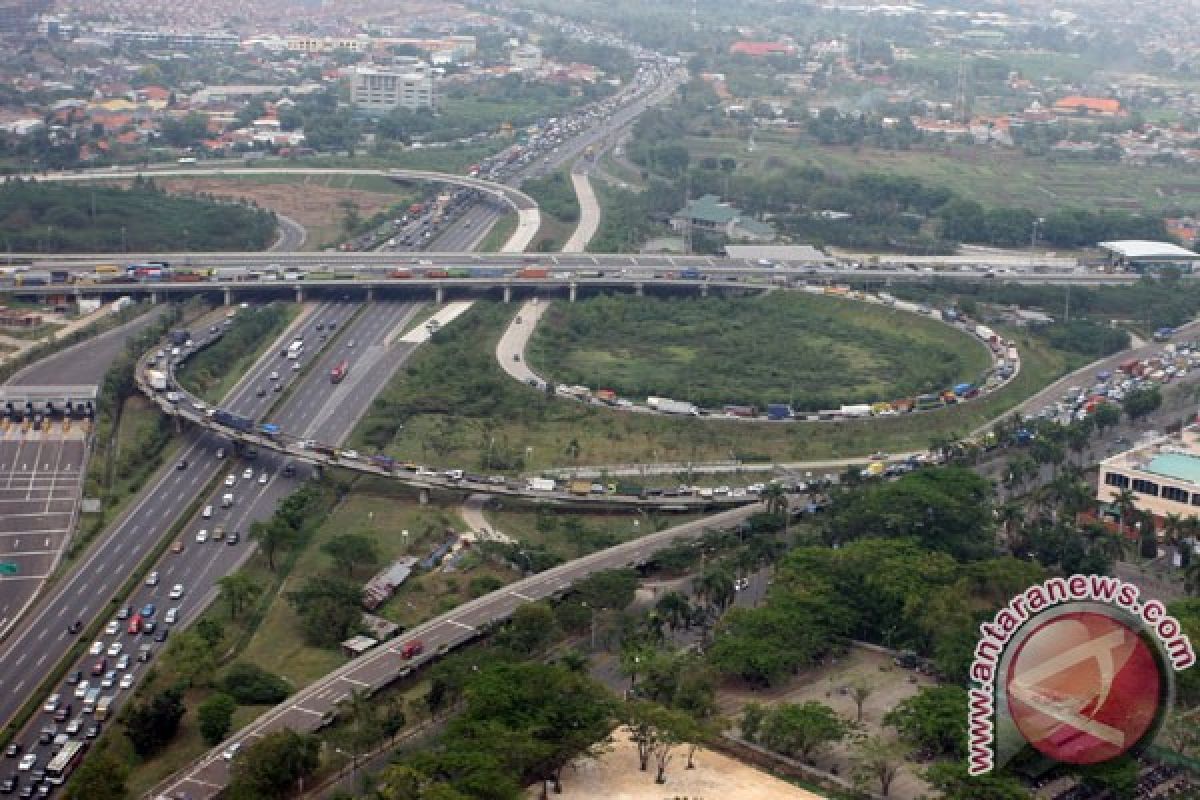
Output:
[
  {"left": 6, "top": 308, "right": 166, "bottom": 388},
  {"left": 153, "top": 502, "right": 762, "bottom": 800}
]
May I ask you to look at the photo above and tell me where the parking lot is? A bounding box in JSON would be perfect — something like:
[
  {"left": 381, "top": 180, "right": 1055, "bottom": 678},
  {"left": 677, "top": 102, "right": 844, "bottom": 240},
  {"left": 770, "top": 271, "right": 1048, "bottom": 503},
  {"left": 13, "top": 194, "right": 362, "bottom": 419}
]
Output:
[{"left": 0, "top": 422, "right": 88, "bottom": 634}]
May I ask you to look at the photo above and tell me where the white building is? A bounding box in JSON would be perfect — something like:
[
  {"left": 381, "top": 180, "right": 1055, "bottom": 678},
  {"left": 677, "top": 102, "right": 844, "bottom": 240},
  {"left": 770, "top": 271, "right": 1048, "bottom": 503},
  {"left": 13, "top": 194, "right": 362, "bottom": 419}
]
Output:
[
  {"left": 511, "top": 44, "right": 543, "bottom": 72},
  {"left": 350, "top": 63, "right": 434, "bottom": 114}
]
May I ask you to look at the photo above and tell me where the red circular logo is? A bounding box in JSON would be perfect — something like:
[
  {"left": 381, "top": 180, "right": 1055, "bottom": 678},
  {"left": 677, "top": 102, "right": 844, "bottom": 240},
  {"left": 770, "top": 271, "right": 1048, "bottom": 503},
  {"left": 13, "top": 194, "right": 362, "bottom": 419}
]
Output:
[{"left": 1005, "top": 610, "right": 1163, "bottom": 765}]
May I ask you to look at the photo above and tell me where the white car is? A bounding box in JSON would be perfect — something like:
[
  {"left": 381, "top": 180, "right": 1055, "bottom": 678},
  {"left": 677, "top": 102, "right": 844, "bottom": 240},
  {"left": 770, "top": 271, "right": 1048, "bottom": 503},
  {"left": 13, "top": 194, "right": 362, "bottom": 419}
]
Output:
[
  {"left": 291, "top": 362, "right": 301, "bottom": 371},
  {"left": 258, "top": 472, "right": 269, "bottom": 485},
  {"left": 269, "top": 371, "right": 279, "bottom": 381},
  {"left": 101, "top": 671, "right": 117, "bottom": 689},
  {"left": 119, "top": 673, "right": 134, "bottom": 690},
  {"left": 341, "top": 450, "right": 359, "bottom": 461},
  {"left": 146, "top": 571, "right": 159, "bottom": 587},
  {"left": 115, "top": 654, "right": 130, "bottom": 671},
  {"left": 202, "top": 505, "right": 213, "bottom": 519},
  {"left": 106, "top": 641, "right": 122, "bottom": 657},
  {"left": 88, "top": 641, "right": 104, "bottom": 656},
  {"left": 224, "top": 474, "right": 236, "bottom": 487},
  {"left": 165, "top": 607, "right": 178, "bottom": 625},
  {"left": 195, "top": 529, "right": 208, "bottom": 543},
  {"left": 42, "top": 695, "right": 59, "bottom": 713},
  {"left": 169, "top": 584, "right": 184, "bottom": 600},
  {"left": 104, "top": 620, "right": 119, "bottom": 636},
  {"left": 242, "top": 467, "right": 253, "bottom": 480},
  {"left": 17, "top": 753, "right": 35, "bottom": 771},
  {"left": 222, "top": 742, "right": 242, "bottom": 761},
  {"left": 73, "top": 681, "right": 89, "bottom": 699}
]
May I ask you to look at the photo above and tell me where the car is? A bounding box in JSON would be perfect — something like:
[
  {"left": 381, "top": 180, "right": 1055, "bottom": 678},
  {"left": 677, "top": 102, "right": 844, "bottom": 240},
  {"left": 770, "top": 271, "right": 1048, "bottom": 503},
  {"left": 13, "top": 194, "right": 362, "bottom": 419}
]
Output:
[
  {"left": 16, "top": 755, "right": 33, "bottom": 772},
  {"left": 165, "top": 607, "right": 178, "bottom": 625},
  {"left": 258, "top": 472, "right": 268, "bottom": 485},
  {"left": 170, "top": 538, "right": 184, "bottom": 554},
  {"left": 227, "top": 531, "right": 241, "bottom": 545},
  {"left": 400, "top": 640, "right": 424, "bottom": 659},
  {"left": 154, "top": 629, "right": 169, "bottom": 643},
  {"left": 101, "top": 670, "right": 116, "bottom": 689},
  {"left": 3, "top": 745, "right": 18, "bottom": 759},
  {"left": 65, "top": 670, "right": 82, "bottom": 687},
  {"left": 346, "top": 340, "right": 356, "bottom": 348},
  {"left": 291, "top": 362, "right": 301, "bottom": 371},
  {"left": 115, "top": 654, "right": 130, "bottom": 671},
  {"left": 64, "top": 717, "right": 82, "bottom": 736},
  {"left": 224, "top": 474, "right": 236, "bottom": 487},
  {"left": 216, "top": 448, "right": 226, "bottom": 459},
  {"left": 195, "top": 529, "right": 208, "bottom": 543},
  {"left": 145, "top": 571, "right": 159, "bottom": 587},
  {"left": 35, "top": 730, "right": 52, "bottom": 747},
  {"left": 212, "top": 525, "right": 225, "bottom": 541},
  {"left": 90, "top": 658, "right": 105, "bottom": 676},
  {"left": 0, "top": 776, "right": 15, "bottom": 795},
  {"left": 242, "top": 467, "right": 253, "bottom": 480},
  {"left": 119, "top": 674, "right": 134, "bottom": 690},
  {"left": 282, "top": 463, "right": 296, "bottom": 477},
  {"left": 222, "top": 742, "right": 242, "bottom": 761},
  {"left": 256, "top": 388, "right": 266, "bottom": 398},
  {"left": 269, "top": 371, "right": 279, "bottom": 381},
  {"left": 72, "top": 681, "right": 89, "bottom": 699},
  {"left": 169, "top": 584, "right": 184, "bottom": 600},
  {"left": 116, "top": 606, "right": 131, "bottom": 620},
  {"left": 272, "top": 383, "right": 282, "bottom": 393},
  {"left": 140, "top": 603, "right": 156, "bottom": 618},
  {"left": 142, "top": 620, "right": 157, "bottom": 635},
  {"left": 66, "top": 620, "right": 81, "bottom": 635},
  {"left": 106, "top": 641, "right": 122, "bottom": 657},
  {"left": 17, "top": 783, "right": 32, "bottom": 798},
  {"left": 137, "top": 647, "right": 153, "bottom": 664},
  {"left": 85, "top": 724, "right": 101, "bottom": 740},
  {"left": 53, "top": 704, "right": 70, "bottom": 723},
  {"left": 127, "top": 614, "right": 142, "bottom": 635},
  {"left": 88, "top": 641, "right": 103, "bottom": 656},
  {"left": 176, "top": 459, "right": 188, "bottom": 470}
]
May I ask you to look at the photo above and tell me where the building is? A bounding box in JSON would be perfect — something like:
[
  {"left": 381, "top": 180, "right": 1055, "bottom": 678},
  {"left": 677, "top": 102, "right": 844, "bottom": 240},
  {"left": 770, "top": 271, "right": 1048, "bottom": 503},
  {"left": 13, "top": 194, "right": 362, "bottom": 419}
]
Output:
[
  {"left": 1097, "top": 427, "right": 1200, "bottom": 528},
  {"left": 350, "top": 64, "right": 434, "bottom": 114},
  {"left": 1097, "top": 240, "right": 1200, "bottom": 273},
  {"left": 670, "top": 195, "right": 776, "bottom": 242},
  {"left": 285, "top": 35, "right": 372, "bottom": 53},
  {"left": 92, "top": 28, "right": 238, "bottom": 49},
  {"left": 510, "top": 44, "right": 543, "bottom": 72},
  {"left": 1052, "top": 95, "right": 1121, "bottom": 116},
  {"left": 729, "top": 41, "right": 797, "bottom": 58}
]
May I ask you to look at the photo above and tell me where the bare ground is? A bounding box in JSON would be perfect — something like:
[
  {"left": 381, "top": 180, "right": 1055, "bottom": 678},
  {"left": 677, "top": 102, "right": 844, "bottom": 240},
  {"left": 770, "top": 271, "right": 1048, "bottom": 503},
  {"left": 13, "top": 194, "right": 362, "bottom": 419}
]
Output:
[
  {"left": 154, "top": 177, "right": 407, "bottom": 250},
  {"left": 537, "top": 725, "right": 824, "bottom": 800}
]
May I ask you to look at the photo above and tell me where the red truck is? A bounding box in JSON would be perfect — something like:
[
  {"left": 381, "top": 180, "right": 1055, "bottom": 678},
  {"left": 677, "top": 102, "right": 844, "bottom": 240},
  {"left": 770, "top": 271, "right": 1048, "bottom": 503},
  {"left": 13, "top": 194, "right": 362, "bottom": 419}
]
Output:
[
  {"left": 515, "top": 267, "right": 549, "bottom": 279},
  {"left": 330, "top": 360, "right": 348, "bottom": 384},
  {"left": 389, "top": 269, "right": 412, "bottom": 279},
  {"left": 400, "top": 640, "right": 425, "bottom": 659}
]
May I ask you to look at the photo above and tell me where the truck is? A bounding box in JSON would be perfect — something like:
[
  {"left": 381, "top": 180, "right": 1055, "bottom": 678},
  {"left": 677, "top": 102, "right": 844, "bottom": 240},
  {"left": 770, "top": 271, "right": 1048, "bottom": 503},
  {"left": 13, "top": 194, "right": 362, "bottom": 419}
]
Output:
[
  {"left": 527, "top": 477, "right": 556, "bottom": 492},
  {"left": 369, "top": 454, "right": 396, "bottom": 472},
  {"left": 1154, "top": 327, "right": 1175, "bottom": 342},
  {"left": 723, "top": 405, "right": 757, "bottom": 418},
  {"left": 400, "top": 639, "right": 425, "bottom": 659},
  {"left": 839, "top": 404, "right": 872, "bottom": 418},
  {"left": 915, "top": 394, "right": 942, "bottom": 411},
  {"left": 146, "top": 370, "right": 168, "bottom": 391},
  {"left": 515, "top": 267, "right": 549, "bottom": 279},
  {"left": 654, "top": 398, "right": 699, "bottom": 416},
  {"left": 169, "top": 329, "right": 190, "bottom": 346},
  {"left": 766, "top": 403, "right": 793, "bottom": 421},
  {"left": 212, "top": 410, "right": 254, "bottom": 433},
  {"left": 679, "top": 267, "right": 702, "bottom": 280},
  {"left": 330, "top": 360, "right": 349, "bottom": 384},
  {"left": 568, "top": 479, "right": 592, "bottom": 496},
  {"left": 259, "top": 423, "right": 280, "bottom": 438},
  {"left": 312, "top": 443, "right": 338, "bottom": 459},
  {"left": 953, "top": 383, "right": 973, "bottom": 397}
]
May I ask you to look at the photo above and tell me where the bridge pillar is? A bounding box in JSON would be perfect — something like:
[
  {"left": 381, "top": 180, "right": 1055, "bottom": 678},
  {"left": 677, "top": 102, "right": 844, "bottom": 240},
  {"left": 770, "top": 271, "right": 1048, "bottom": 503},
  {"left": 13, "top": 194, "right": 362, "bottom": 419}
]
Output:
[
  {"left": 634, "top": 282, "right": 644, "bottom": 297},
  {"left": 503, "top": 285, "right": 512, "bottom": 304},
  {"left": 366, "top": 285, "right": 375, "bottom": 302},
  {"left": 148, "top": 291, "right": 158, "bottom": 305},
  {"left": 223, "top": 287, "right": 232, "bottom": 306},
  {"left": 569, "top": 282, "right": 577, "bottom": 303},
  {"left": 294, "top": 286, "right": 304, "bottom": 303},
  {"left": 700, "top": 282, "right": 708, "bottom": 298},
  {"left": 435, "top": 285, "right": 445, "bottom": 304},
  {"left": 418, "top": 487, "right": 430, "bottom": 506}
]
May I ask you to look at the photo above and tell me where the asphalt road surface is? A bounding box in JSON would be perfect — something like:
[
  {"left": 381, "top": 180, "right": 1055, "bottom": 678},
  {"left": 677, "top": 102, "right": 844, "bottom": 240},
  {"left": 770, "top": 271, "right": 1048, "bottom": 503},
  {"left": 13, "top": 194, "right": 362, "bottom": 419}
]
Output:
[
  {"left": 495, "top": 299, "right": 549, "bottom": 388},
  {"left": 156, "top": 503, "right": 762, "bottom": 800},
  {"left": 271, "top": 213, "right": 308, "bottom": 252},
  {"left": 7, "top": 307, "right": 166, "bottom": 388}
]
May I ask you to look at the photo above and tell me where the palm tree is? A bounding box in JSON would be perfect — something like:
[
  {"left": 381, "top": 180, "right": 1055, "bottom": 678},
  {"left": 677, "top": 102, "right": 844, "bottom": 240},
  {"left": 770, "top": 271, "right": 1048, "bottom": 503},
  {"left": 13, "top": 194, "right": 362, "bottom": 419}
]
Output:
[
  {"left": 1113, "top": 488, "right": 1138, "bottom": 540},
  {"left": 1163, "top": 513, "right": 1187, "bottom": 560},
  {"left": 694, "top": 566, "right": 736, "bottom": 615},
  {"left": 761, "top": 483, "right": 787, "bottom": 517},
  {"left": 217, "top": 571, "right": 261, "bottom": 620}
]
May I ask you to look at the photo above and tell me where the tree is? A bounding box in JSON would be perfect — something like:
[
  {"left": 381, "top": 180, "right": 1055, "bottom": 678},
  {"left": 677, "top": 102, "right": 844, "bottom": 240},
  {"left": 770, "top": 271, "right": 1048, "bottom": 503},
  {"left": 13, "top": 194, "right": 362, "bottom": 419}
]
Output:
[
  {"left": 884, "top": 685, "right": 969, "bottom": 759},
  {"left": 740, "top": 702, "right": 768, "bottom": 742},
  {"left": 322, "top": 533, "right": 381, "bottom": 578},
  {"left": 287, "top": 576, "right": 363, "bottom": 647},
  {"left": 222, "top": 662, "right": 291, "bottom": 704},
  {"left": 925, "top": 762, "right": 1029, "bottom": 800},
  {"left": 228, "top": 729, "right": 321, "bottom": 800},
  {"left": 760, "top": 483, "right": 788, "bottom": 517},
  {"left": 694, "top": 565, "right": 736, "bottom": 614},
  {"left": 198, "top": 692, "right": 238, "bottom": 745},
  {"left": 573, "top": 569, "right": 639, "bottom": 611},
  {"left": 64, "top": 750, "right": 127, "bottom": 800},
  {"left": 164, "top": 630, "right": 216, "bottom": 687},
  {"left": 498, "top": 602, "right": 558, "bottom": 655},
  {"left": 1122, "top": 386, "right": 1162, "bottom": 419},
  {"left": 218, "top": 570, "right": 262, "bottom": 620},
  {"left": 250, "top": 518, "right": 293, "bottom": 572},
  {"left": 848, "top": 677, "right": 873, "bottom": 724},
  {"left": 655, "top": 591, "right": 693, "bottom": 634},
  {"left": 760, "top": 702, "right": 850, "bottom": 763},
  {"left": 122, "top": 687, "right": 186, "bottom": 757},
  {"left": 852, "top": 736, "right": 908, "bottom": 797}
]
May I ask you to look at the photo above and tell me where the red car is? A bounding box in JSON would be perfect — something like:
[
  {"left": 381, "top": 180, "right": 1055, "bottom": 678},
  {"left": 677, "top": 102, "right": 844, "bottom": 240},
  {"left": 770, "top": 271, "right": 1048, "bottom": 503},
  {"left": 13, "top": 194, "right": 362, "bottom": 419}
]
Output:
[
  {"left": 400, "top": 640, "right": 425, "bottom": 660},
  {"left": 127, "top": 614, "right": 142, "bottom": 635}
]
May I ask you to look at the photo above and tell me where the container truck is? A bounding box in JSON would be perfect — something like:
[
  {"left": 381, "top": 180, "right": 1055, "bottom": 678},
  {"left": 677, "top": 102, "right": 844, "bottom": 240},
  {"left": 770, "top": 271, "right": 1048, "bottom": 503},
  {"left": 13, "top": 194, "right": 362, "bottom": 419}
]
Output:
[
  {"left": 723, "top": 405, "right": 757, "bottom": 418},
  {"left": 527, "top": 477, "right": 556, "bottom": 492},
  {"left": 568, "top": 479, "right": 592, "bottom": 496},
  {"left": 654, "top": 398, "right": 699, "bottom": 416},
  {"left": 515, "top": 267, "right": 549, "bottom": 279},
  {"left": 146, "top": 370, "right": 168, "bottom": 391},
  {"left": 839, "top": 404, "right": 872, "bottom": 418},
  {"left": 330, "top": 360, "right": 349, "bottom": 384},
  {"left": 766, "top": 403, "right": 793, "bottom": 420},
  {"left": 212, "top": 410, "right": 254, "bottom": 433}
]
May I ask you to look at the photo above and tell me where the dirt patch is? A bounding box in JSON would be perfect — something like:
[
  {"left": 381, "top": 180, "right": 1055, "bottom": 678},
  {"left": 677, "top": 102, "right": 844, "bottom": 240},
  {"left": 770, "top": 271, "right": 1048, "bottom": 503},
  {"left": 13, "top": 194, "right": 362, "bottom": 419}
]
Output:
[
  {"left": 718, "top": 646, "right": 936, "bottom": 800},
  {"left": 154, "top": 177, "right": 407, "bottom": 250},
  {"left": 538, "top": 725, "right": 823, "bottom": 800}
]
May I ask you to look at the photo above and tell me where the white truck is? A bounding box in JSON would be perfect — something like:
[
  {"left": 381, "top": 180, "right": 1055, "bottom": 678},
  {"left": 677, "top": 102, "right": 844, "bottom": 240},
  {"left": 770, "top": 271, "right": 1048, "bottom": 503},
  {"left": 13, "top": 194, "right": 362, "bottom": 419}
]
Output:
[
  {"left": 146, "top": 369, "right": 168, "bottom": 391},
  {"left": 839, "top": 404, "right": 872, "bottom": 418},
  {"left": 648, "top": 397, "right": 699, "bottom": 416},
  {"left": 527, "top": 478, "right": 556, "bottom": 492}
]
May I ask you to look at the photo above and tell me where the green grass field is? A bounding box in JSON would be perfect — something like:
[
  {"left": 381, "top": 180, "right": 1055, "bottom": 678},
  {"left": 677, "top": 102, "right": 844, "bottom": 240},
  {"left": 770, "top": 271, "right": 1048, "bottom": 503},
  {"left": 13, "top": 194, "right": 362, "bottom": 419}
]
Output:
[
  {"left": 354, "top": 302, "right": 1071, "bottom": 471},
  {"left": 686, "top": 131, "right": 1200, "bottom": 215},
  {"left": 478, "top": 213, "right": 518, "bottom": 252},
  {"left": 527, "top": 294, "right": 993, "bottom": 410}
]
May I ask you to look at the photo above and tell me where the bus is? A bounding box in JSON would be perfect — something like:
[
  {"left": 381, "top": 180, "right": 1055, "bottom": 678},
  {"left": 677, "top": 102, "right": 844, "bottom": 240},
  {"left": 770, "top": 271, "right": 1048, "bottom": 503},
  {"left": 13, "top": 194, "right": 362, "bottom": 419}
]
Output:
[
  {"left": 46, "top": 740, "right": 87, "bottom": 785},
  {"left": 94, "top": 695, "right": 114, "bottom": 721}
]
